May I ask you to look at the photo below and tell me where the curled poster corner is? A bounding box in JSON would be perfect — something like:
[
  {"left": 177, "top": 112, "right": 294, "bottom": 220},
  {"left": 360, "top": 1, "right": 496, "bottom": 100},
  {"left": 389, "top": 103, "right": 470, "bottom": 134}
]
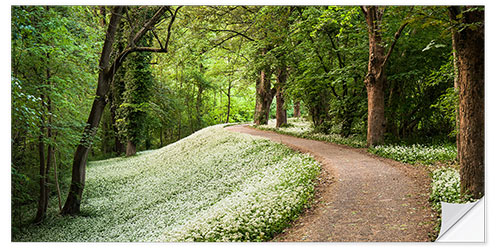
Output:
[{"left": 436, "top": 197, "right": 485, "bottom": 242}]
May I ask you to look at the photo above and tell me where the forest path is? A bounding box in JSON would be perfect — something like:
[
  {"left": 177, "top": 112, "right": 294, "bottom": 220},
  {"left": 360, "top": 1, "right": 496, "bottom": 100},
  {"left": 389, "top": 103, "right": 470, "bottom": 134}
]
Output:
[{"left": 225, "top": 125, "right": 435, "bottom": 242}]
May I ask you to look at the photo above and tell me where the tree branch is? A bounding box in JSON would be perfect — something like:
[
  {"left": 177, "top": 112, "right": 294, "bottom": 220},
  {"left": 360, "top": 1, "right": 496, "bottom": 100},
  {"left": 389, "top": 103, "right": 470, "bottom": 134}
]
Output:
[
  {"left": 107, "top": 6, "right": 181, "bottom": 78},
  {"left": 128, "top": 6, "right": 170, "bottom": 48},
  {"left": 380, "top": 21, "right": 409, "bottom": 70}
]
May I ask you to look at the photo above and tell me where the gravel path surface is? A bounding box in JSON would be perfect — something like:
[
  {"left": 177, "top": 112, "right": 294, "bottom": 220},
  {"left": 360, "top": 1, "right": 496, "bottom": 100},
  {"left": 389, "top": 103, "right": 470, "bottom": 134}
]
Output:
[{"left": 225, "top": 125, "right": 436, "bottom": 242}]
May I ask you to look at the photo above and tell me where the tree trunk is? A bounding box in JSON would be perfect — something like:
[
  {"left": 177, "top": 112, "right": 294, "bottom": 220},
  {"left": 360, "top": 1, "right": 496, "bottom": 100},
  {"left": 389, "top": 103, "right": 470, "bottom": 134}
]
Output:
[
  {"left": 34, "top": 133, "right": 46, "bottom": 223},
  {"left": 61, "top": 7, "right": 123, "bottom": 215},
  {"left": 450, "top": 10, "right": 461, "bottom": 161},
  {"left": 450, "top": 6, "right": 484, "bottom": 199},
  {"left": 363, "top": 6, "right": 386, "bottom": 147},
  {"left": 109, "top": 91, "right": 125, "bottom": 154},
  {"left": 126, "top": 140, "right": 136, "bottom": 156},
  {"left": 254, "top": 70, "right": 276, "bottom": 125},
  {"left": 196, "top": 82, "right": 204, "bottom": 128},
  {"left": 361, "top": 6, "right": 407, "bottom": 147},
  {"left": 293, "top": 101, "right": 300, "bottom": 117},
  {"left": 365, "top": 75, "right": 385, "bottom": 146},
  {"left": 275, "top": 67, "right": 288, "bottom": 128},
  {"left": 62, "top": 6, "right": 178, "bottom": 215},
  {"left": 34, "top": 58, "right": 52, "bottom": 223},
  {"left": 225, "top": 82, "right": 231, "bottom": 123},
  {"left": 254, "top": 49, "right": 276, "bottom": 125}
]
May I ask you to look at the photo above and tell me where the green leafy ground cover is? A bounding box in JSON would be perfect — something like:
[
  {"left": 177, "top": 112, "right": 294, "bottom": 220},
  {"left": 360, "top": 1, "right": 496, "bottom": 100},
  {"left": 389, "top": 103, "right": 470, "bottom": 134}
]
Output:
[
  {"left": 257, "top": 118, "right": 457, "bottom": 165},
  {"left": 13, "top": 125, "right": 320, "bottom": 242},
  {"left": 368, "top": 144, "right": 457, "bottom": 164},
  {"left": 429, "top": 168, "right": 473, "bottom": 209},
  {"left": 256, "top": 118, "right": 365, "bottom": 148}
]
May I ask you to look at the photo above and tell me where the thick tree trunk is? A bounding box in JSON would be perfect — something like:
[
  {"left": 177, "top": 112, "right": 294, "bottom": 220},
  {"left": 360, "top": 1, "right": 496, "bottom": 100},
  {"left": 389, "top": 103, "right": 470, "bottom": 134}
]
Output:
[
  {"left": 365, "top": 75, "right": 385, "bottom": 146},
  {"left": 61, "top": 7, "right": 123, "bottom": 215},
  {"left": 362, "top": 6, "right": 407, "bottom": 147},
  {"left": 293, "top": 101, "right": 300, "bottom": 117},
  {"left": 363, "top": 6, "right": 386, "bottom": 146},
  {"left": 450, "top": 6, "right": 484, "bottom": 199},
  {"left": 275, "top": 67, "right": 288, "bottom": 128},
  {"left": 254, "top": 67, "right": 276, "bottom": 125},
  {"left": 126, "top": 140, "right": 137, "bottom": 156}
]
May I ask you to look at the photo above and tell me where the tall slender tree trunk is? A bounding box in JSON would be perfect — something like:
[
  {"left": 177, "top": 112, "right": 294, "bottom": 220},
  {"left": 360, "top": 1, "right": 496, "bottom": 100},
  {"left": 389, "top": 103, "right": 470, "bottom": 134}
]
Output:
[
  {"left": 61, "top": 7, "right": 123, "bottom": 215},
  {"left": 34, "top": 55, "right": 52, "bottom": 223},
  {"left": 450, "top": 11, "right": 461, "bottom": 161},
  {"left": 275, "top": 67, "right": 288, "bottom": 128},
  {"left": 61, "top": 6, "right": 177, "bottom": 215},
  {"left": 449, "top": 6, "right": 484, "bottom": 199},
  {"left": 225, "top": 82, "right": 231, "bottom": 123},
  {"left": 34, "top": 127, "right": 46, "bottom": 223}
]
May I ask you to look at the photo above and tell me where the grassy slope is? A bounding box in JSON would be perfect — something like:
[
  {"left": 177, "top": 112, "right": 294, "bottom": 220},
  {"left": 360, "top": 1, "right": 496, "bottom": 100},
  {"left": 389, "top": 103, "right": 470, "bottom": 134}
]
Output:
[{"left": 13, "top": 125, "right": 320, "bottom": 242}]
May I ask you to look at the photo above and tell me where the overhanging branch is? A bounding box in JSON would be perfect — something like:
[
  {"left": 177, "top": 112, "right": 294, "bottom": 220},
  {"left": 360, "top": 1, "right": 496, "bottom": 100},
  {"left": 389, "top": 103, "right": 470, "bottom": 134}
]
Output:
[{"left": 380, "top": 21, "right": 409, "bottom": 70}]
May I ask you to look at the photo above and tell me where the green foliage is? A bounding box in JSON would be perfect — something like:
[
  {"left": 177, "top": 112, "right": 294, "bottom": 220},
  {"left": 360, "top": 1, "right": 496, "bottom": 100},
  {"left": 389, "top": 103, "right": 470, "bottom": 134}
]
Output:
[
  {"left": 117, "top": 49, "right": 154, "bottom": 145},
  {"left": 429, "top": 168, "right": 474, "bottom": 210},
  {"left": 11, "top": 6, "right": 101, "bottom": 228},
  {"left": 13, "top": 125, "right": 320, "bottom": 242},
  {"left": 385, "top": 7, "right": 455, "bottom": 140}
]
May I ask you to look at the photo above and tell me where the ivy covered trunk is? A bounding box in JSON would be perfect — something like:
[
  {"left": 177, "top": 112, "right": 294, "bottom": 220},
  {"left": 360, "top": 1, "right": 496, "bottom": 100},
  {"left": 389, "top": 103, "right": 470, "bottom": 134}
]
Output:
[
  {"left": 450, "top": 6, "right": 484, "bottom": 199},
  {"left": 275, "top": 67, "right": 287, "bottom": 128}
]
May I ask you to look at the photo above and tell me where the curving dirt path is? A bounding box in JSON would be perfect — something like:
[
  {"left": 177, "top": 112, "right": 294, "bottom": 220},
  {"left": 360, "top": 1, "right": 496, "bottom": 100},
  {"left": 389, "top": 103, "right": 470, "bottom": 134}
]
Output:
[{"left": 225, "top": 125, "right": 436, "bottom": 242}]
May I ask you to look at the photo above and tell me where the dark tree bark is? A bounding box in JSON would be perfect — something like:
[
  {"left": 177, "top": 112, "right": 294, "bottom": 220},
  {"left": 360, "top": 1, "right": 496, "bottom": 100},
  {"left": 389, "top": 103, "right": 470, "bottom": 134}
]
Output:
[
  {"left": 34, "top": 126, "right": 46, "bottom": 223},
  {"left": 449, "top": 6, "right": 484, "bottom": 199},
  {"left": 61, "top": 6, "right": 180, "bottom": 215},
  {"left": 293, "top": 101, "right": 300, "bottom": 117},
  {"left": 275, "top": 67, "right": 288, "bottom": 128},
  {"left": 61, "top": 7, "right": 124, "bottom": 215},
  {"left": 361, "top": 6, "right": 408, "bottom": 147},
  {"left": 225, "top": 82, "right": 231, "bottom": 123},
  {"left": 34, "top": 53, "right": 53, "bottom": 223}
]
